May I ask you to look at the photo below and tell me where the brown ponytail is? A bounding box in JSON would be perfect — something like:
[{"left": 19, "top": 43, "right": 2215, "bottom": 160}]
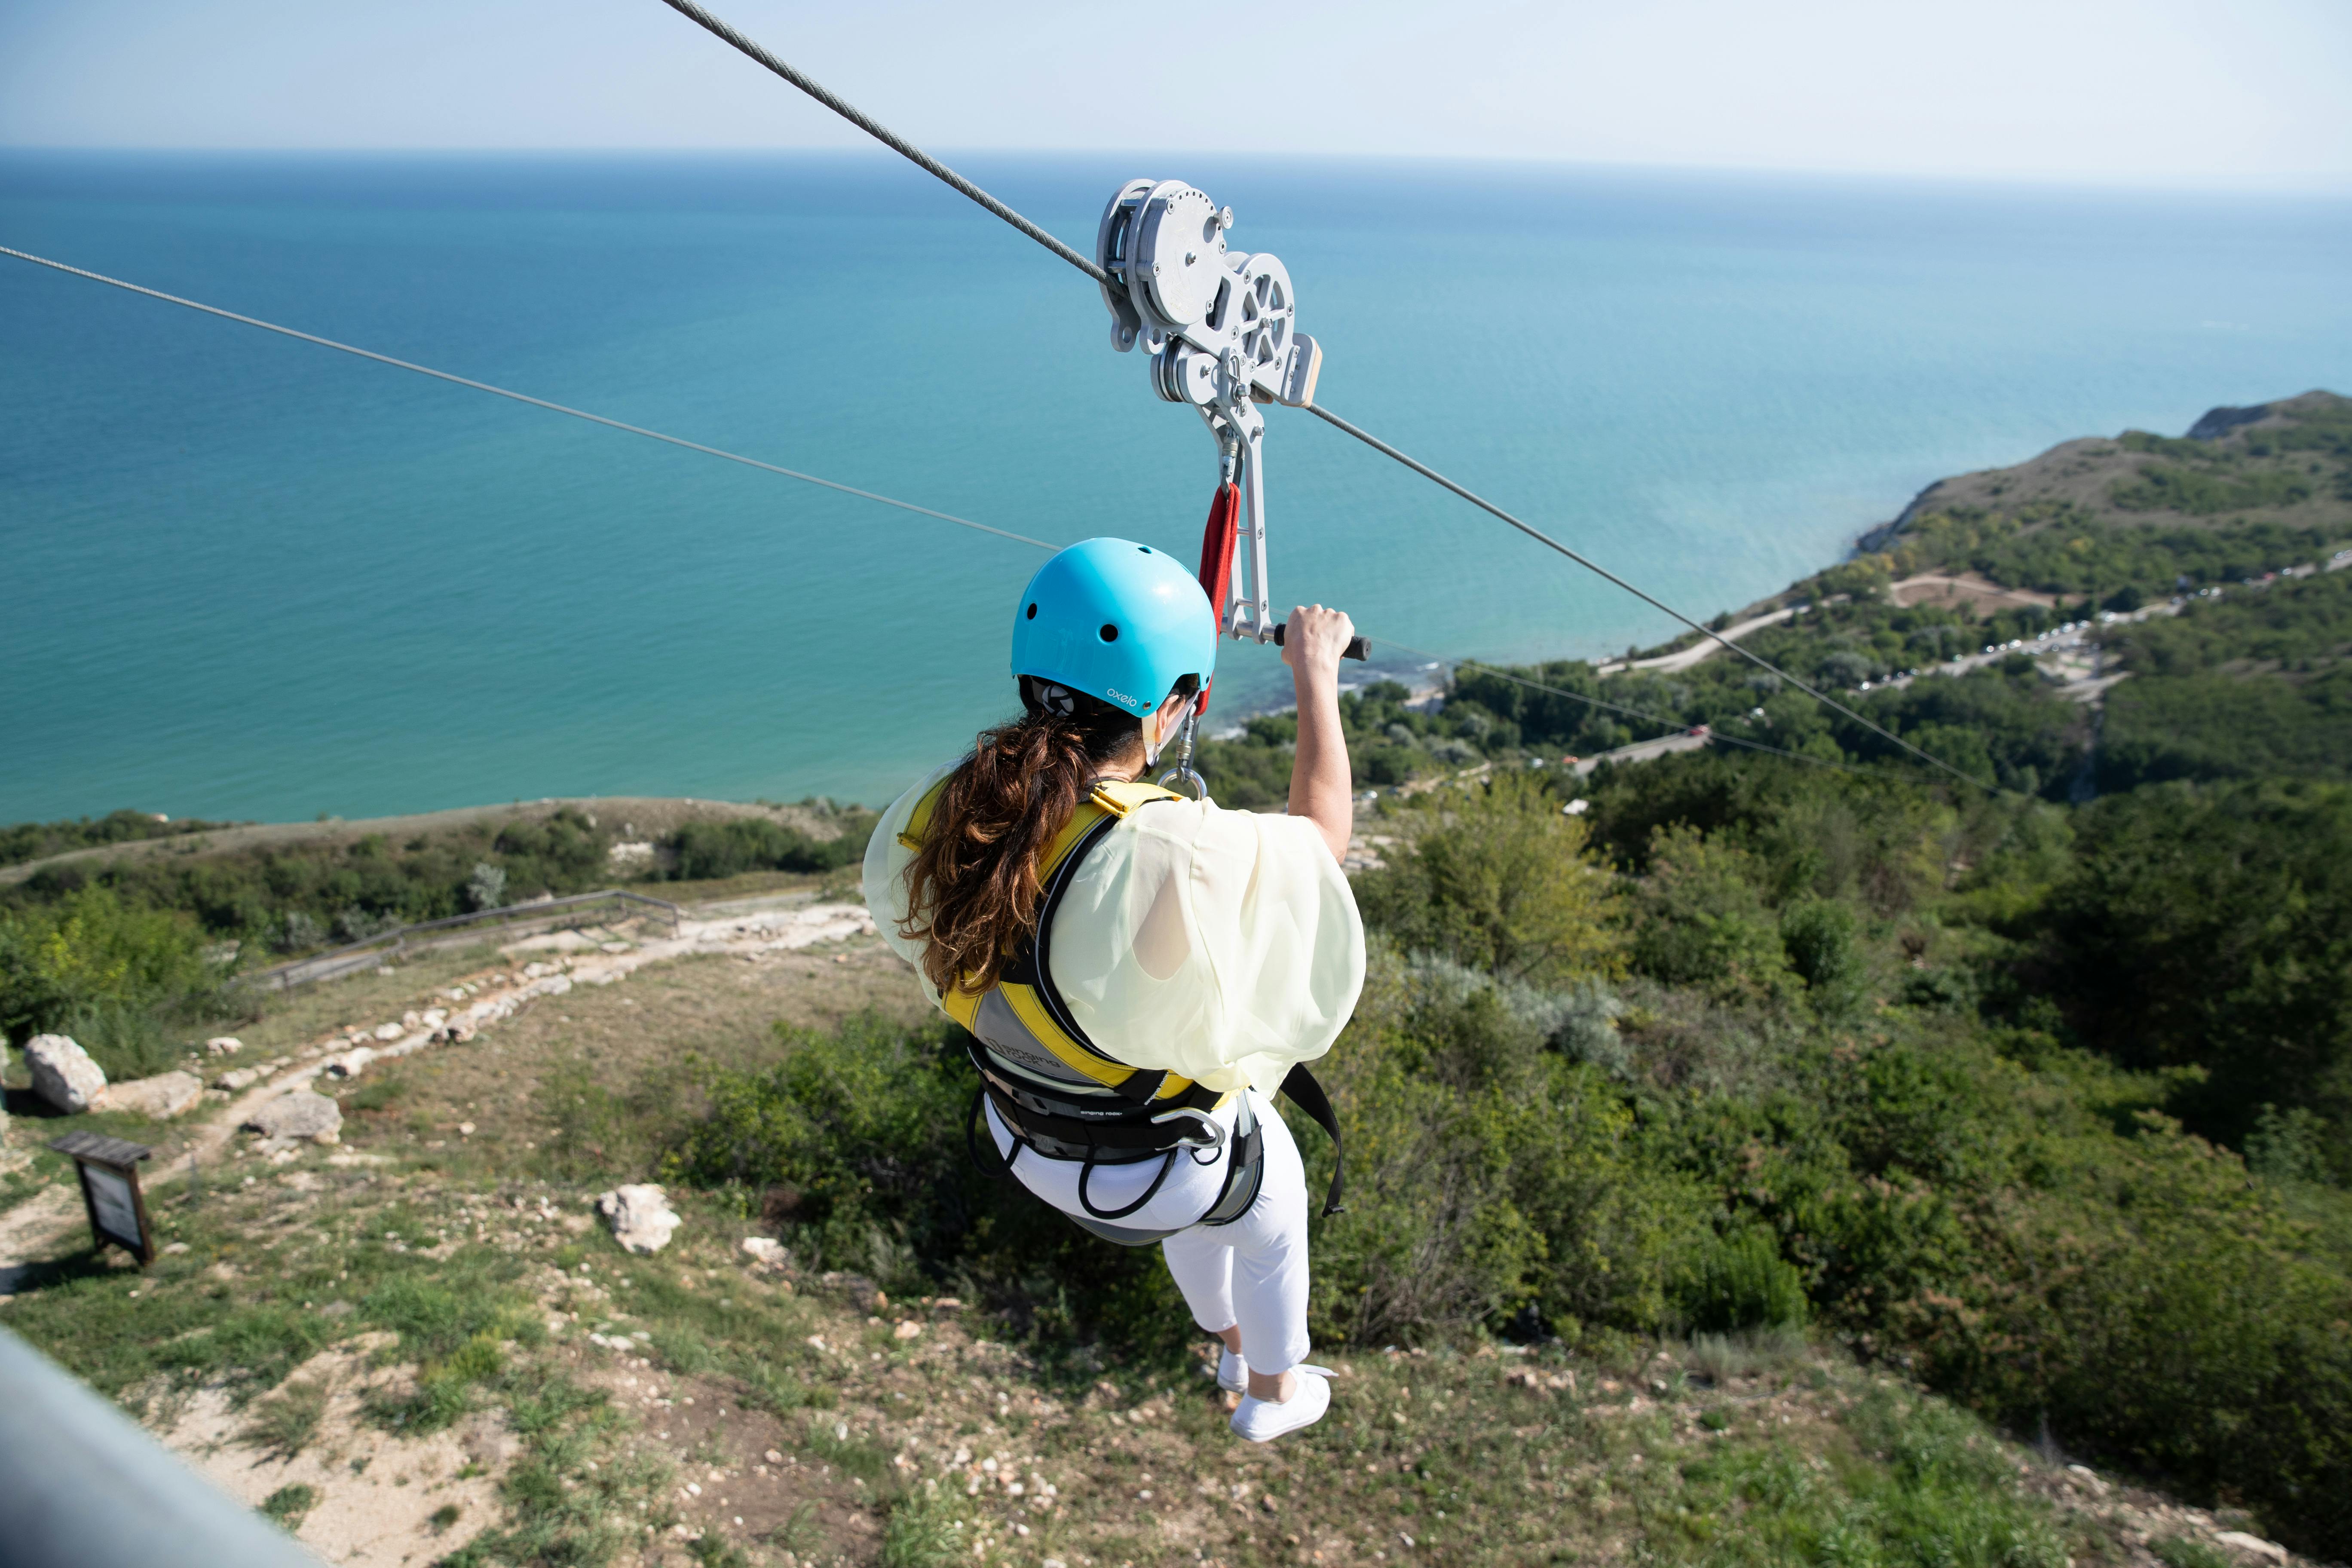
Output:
[{"left": 901, "top": 677, "right": 1150, "bottom": 996}]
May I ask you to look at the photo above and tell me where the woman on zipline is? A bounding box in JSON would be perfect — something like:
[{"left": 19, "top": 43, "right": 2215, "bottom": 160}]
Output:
[{"left": 864, "top": 537, "right": 1364, "bottom": 1442}]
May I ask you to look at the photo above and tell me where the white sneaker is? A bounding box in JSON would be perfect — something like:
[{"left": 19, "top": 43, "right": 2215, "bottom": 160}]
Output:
[
  {"left": 1217, "top": 1349, "right": 1248, "bottom": 1394},
  {"left": 1229, "top": 1365, "right": 1334, "bottom": 1442}
]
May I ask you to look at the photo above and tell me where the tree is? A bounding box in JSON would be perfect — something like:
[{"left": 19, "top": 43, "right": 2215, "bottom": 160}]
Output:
[{"left": 1354, "top": 773, "right": 1622, "bottom": 983}]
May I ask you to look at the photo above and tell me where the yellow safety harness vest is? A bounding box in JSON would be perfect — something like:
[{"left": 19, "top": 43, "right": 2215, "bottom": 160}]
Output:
[
  {"left": 901, "top": 776, "right": 1220, "bottom": 1108},
  {"left": 899, "top": 775, "right": 1345, "bottom": 1241}
]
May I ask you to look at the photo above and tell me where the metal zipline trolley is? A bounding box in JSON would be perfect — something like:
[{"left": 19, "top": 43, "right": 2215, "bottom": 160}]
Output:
[{"left": 1096, "top": 179, "right": 1367, "bottom": 792}]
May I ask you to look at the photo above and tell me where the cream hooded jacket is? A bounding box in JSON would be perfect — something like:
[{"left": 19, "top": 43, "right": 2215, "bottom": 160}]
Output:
[{"left": 863, "top": 760, "right": 1366, "bottom": 1095}]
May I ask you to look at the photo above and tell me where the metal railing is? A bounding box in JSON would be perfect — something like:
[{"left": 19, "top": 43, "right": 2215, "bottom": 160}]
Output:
[{"left": 241, "top": 888, "right": 684, "bottom": 992}]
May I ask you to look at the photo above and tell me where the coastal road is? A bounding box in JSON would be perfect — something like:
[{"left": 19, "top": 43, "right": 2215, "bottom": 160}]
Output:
[
  {"left": 1571, "top": 729, "right": 1711, "bottom": 776},
  {"left": 1594, "top": 605, "right": 1805, "bottom": 676}
]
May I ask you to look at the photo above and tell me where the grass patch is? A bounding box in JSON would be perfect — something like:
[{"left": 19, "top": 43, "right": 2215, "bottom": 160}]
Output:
[
  {"left": 435, "top": 1366, "right": 667, "bottom": 1568},
  {"left": 259, "top": 1482, "right": 319, "bottom": 1531},
  {"left": 240, "top": 1377, "right": 329, "bottom": 1461},
  {"left": 804, "top": 1415, "right": 891, "bottom": 1479},
  {"left": 880, "top": 1482, "right": 965, "bottom": 1568},
  {"left": 2150, "top": 1537, "right": 2235, "bottom": 1568}
]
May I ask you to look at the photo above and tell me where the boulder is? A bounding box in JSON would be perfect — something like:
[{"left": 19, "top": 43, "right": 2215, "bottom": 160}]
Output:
[
  {"left": 2215, "top": 1534, "right": 2286, "bottom": 1564},
  {"left": 740, "top": 1237, "right": 791, "bottom": 1269},
  {"left": 205, "top": 1036, "right": 244, "bottom": 1056},
  {"left": 371, "top": 1022, "right": 404, "bottom": 1042},
  {"left": 441, "top": 1017, "right": 477, "bottom": 1044},
  {"left": 245, "top": 1090, "right": 342, "bottom": 1144},
  {"left": 24, "top": 1035, "right": 108, "bottom": 1114},
  {"left": 596, "top": 1184, "right": 681, "bottom": 1254},
  {"left": 323, "top": 1046, "right": 376, "bottom": 1080},
  {"left": 214, "top": 1066, "right": 262, "bottom": 1092},
  {"left": 106, "top": 1071, "right": 203, "bottom": 1120}
]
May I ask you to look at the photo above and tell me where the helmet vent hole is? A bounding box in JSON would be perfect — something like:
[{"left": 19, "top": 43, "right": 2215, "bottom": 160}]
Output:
[
  {"left": 1138, "top": 545, "right": 1152, "bottom": 553},
  {"left": 1026, "top": 603, "right": 1037, "bottom": 620},
  {"left": 1099, "top": 623, "right": 1120, "bottom": 642}
]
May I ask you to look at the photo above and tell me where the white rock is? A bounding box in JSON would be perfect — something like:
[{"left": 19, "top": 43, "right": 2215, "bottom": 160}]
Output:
[
  {"left": 324, "top": 1047, "right": 376, "bottom": 1079},
  {"left": 106, "top": 1071, "right": 203, "bottom": 1120},
  {"left": 442, "top": 1018, "right": 478, "bottom": 1044},
  {"left": 597, "top": 1184, "right": 681, "bottom": 1255},
  {"left": 372, "top": 1022, "right": 404, "bottom": 1042},
  {"left": 741, "top": 1237, "right": 790, "bottom": 1268},
  {"left": 2215, "top": 1533, "right": 2287, "bottom": 1563},
  {"left": 205, "top": 1035, "right": 245, "bottom": 1056},
  {"left": 245, "top": 1090, "right": 343, "bottom": 1144},
  {"left": 24, "top": 1035, "right": 108, "bottom": 1114},
  {"left": 214, "top": 1067, "right": 262, "bottom": 1092},
  {"left": 421, "top": 1008, "right": 447, "bottom": 1029}
]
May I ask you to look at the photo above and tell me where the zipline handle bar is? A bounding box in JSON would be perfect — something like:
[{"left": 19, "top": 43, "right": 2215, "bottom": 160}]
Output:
[{"left": 1271, "top": 622, "right": 1371, "bottom": 662}]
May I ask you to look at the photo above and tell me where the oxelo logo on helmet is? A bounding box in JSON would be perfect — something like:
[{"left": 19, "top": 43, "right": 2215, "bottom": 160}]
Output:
[{"left": 1011, "top": 538, "right": 1217, "bottom": 714}]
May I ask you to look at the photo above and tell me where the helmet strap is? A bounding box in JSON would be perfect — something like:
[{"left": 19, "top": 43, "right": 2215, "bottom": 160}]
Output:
[{"left": 1142, "top": 689, "right": 1198, "bottom": 770}]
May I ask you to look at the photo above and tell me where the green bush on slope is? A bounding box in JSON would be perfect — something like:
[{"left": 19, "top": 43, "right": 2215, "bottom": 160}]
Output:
[{"left": 0, "top": 884, "right": 238, "bottom": 1075}]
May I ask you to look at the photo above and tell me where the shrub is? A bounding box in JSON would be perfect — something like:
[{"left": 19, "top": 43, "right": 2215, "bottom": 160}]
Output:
[
  {"left": 466, "top": 862, "right": 508, "bottom": 911},
  {"left": 259, "top": 1483, "right": 318, "bottom": 1531},
  {"left": 881, "top": 1483, "right": 964, "bottom": 1568},
  {"left": 662, "top": 815, "right": 874, "bottom": 882},
  {"left": 1678, "top": 1226, "right": 1808, "bottom": 1332},
  {"left": 0, "top": 884, "right": 236, "bottom": 1075},
  {"left": 0, "top": 805, "right": 622, "bottom": 952},
  {"left": 0, "top": 809, "right": 244, "bottom": 869},
  {"left": 1628, "top": 826, "right": 1797, "bottom": 1003},
  {"left": 1305, "top": 948, "right": 1707, "bottom": 1343},
  {"left": 2035, "top": 779, "right": 2352, "bottom": 1173},
  {"left": 668, "top": 1012, "right": 1193, "bottom": 1352},
  {"left": 1779, "top": 897, "right": 1861, "bottom": 994},
  {"left": 1354, "top": 772, "right": 1623, "bottom": 983}
]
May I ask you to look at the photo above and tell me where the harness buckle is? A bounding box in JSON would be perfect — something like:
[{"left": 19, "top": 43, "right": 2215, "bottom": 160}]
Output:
[{"left": 1148, "top": 1106, "right": 1225, "bottom": 1155}]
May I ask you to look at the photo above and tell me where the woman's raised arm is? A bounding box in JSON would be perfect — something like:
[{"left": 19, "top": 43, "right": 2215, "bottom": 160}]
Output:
[{"left": 1280, "top": 603, "right": 1357, "bottom": 863}]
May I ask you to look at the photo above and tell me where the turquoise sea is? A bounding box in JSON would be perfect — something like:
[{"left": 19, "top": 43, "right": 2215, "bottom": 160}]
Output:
[{"left": 3, "top": 152, "right": 2349, "bottom": 822}]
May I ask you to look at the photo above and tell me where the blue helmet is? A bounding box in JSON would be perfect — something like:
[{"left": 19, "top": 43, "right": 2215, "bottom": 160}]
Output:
[{"left": 1011, "top": 537, "right": 1218, "bottom": 716}]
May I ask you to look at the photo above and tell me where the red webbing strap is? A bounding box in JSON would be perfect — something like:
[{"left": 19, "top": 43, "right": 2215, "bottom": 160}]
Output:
[{"left": 1195, "top": 482, "right": 1239, "bottom": 716}]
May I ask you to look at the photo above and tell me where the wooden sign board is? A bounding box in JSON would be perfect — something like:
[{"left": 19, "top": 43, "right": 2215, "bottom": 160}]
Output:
[{"left": 48, "top": 1131, "right": 156, "bottom": 1265}]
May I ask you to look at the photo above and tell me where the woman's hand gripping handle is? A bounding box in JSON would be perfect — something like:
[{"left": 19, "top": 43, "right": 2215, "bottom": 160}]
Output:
[{"left": 1280, "top": 604, "right": 1357, "bottom": 864}]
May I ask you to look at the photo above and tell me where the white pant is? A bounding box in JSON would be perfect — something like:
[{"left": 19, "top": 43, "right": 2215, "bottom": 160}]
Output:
[
  {"left": 989, "top": 1088, "right": 1313, "bottom": 1377},
  {"left": 1160, "top": 1099, "right": 1313, "bottom": 1378}
]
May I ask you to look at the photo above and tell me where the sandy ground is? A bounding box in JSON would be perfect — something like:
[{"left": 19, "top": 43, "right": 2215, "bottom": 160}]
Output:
[{"left": 155, "top": 1337, "right": 501, "bottom": 1567}]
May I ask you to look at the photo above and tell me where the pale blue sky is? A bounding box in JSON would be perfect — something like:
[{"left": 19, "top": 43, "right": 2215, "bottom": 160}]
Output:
[{"left": 3, "top": 0, "right": 2349, "bottom": 190}]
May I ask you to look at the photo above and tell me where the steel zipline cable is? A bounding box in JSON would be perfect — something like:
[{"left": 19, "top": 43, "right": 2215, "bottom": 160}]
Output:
[
  {"left": 2, "top": 243, "right": 1943, "bottom": 790},
  {"left": 0, "top": 245, "right": 1055, "bottom": 552},
  {"left": 1377, "top": 639, "right": 1940, "bottom": 785},
  {"left": 1295, "top": 410, "right": 1989, "bottom": 790},
  {"left": 647, "top": 0, "right": 1994, "bottom": 793},
  {"left": 653, "top": 0, "right": 1109, "bottom": 286}
]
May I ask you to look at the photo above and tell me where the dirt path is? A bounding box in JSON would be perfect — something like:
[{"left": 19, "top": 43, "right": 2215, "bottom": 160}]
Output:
[{"left": 0, "top": 894, "right": 881, "bottom": 1292}]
